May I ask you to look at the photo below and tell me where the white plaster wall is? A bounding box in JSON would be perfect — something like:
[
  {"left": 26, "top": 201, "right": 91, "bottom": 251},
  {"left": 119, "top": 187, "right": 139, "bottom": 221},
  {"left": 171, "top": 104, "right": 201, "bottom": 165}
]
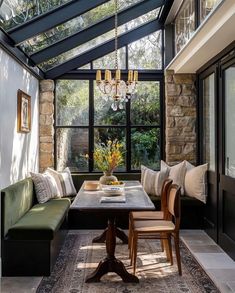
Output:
[{"left": 0, "top": 48, "right": 39, "bottom": 189}]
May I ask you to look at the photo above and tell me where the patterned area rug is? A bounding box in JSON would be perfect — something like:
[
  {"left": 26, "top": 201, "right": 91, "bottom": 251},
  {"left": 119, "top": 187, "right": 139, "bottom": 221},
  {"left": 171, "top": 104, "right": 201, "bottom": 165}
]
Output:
[{"left": 37, "top": 230, "right": 219, "bottom": 293}]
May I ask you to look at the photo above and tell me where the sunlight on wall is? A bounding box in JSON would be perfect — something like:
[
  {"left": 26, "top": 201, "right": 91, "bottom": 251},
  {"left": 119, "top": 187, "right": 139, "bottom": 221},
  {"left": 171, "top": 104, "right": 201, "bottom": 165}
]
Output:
[{"left": 0, "top": 48, "right": 39, "bottom": 189}]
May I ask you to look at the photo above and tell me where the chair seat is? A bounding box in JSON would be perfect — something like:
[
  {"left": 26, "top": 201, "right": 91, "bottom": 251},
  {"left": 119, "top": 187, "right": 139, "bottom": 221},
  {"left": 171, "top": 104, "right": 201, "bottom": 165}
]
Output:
[
  {"left": 131, "top": 211, "right": 164, "bottom": 220},
  {"left": 134, "top": 220, "right": 175, "bottom": 232}
]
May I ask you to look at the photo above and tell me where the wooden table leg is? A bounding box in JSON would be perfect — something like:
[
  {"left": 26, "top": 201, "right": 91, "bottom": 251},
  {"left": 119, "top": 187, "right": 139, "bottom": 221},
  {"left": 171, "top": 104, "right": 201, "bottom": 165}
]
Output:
[
  {"left": 92, "top": 227, "right": 128, "bottom": 244},
  {"left": 86, "top": 218, "right": 139, "bottom": 283}
]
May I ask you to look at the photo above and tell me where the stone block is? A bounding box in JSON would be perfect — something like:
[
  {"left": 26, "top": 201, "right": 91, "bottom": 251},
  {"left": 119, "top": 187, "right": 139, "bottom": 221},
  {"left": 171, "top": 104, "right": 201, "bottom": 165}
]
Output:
[
  {"left": 177, "top": 96, "right": 196, "bottom": 107},
  {"left": 40, "top": 80, "right": 55, "bottom": 92},
  {"left": 39, "top": 153, "right": 54, "bottom": 168},
  {"left": 166, "top": 83, "right": 181, "bottom": 96},
  {"left": 173, "top": 74, "right": 196, "bottom": 84},
  {"left": 40, "top": 125, "right": 54, "bottom": 136},
  {"left": 167, "top": 117, "right": 175, "bottom": 127},
  {"left": 40, "top": 136, "right": 53, "bottom": 143},
  {"left": 175, "top": 117, "right": 196, "bottom": 128},
  {"left": 182, "top": 84, "right": 195, "bottom": 96},
  {"left": 40, "top": 143, "right": 54, "bottom": 153},
  {"left": 40, "top": 103, "right": 54, "bottom": 115},
  {"left": 40, "top": 92, "right": 54, "bottom": 103},
  {"left": 167, "top": 106, "right": 184, "bottom": 117}
]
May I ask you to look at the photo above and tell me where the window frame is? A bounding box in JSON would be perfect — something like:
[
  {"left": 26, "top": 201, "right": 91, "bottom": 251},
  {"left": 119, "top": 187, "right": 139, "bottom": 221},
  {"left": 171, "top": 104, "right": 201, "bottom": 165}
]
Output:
[{"left": 54, "top": 73, "right": 164, "bottom": 173}]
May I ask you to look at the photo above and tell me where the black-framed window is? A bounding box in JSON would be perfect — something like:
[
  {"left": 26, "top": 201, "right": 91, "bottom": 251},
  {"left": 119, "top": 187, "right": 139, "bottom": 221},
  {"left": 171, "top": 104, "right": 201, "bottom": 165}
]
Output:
[
  {"left": 54, "top": 31, "right": 164, "bottom": 173},
  {"left": 55, "top": 77, "right": 163, "bottom": 173}
]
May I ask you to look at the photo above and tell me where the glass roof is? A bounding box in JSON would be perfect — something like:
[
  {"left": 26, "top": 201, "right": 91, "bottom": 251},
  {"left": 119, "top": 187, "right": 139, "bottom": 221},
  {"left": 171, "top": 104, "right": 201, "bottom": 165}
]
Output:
[
  {"left": 38, "top": 8, "right": 160, "bottom": 71},
  {"left": 19, "top": 0, "right": 142, "bottom": 55},
  {"left": 0, "top": 0, "right": 71, "bottom": 31},
  {"left": 0, "top": 0, "right": 168, "bottom": 76}
]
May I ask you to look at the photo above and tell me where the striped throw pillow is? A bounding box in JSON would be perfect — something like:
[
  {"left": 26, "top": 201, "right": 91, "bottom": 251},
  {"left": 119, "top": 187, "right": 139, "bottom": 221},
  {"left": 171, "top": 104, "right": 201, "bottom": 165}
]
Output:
[
  {"left": 30, "top": 171, "right": 59, "bottom": 203},
  {"left": 46, "top": 167, "right": 77, "bottom": 197}
]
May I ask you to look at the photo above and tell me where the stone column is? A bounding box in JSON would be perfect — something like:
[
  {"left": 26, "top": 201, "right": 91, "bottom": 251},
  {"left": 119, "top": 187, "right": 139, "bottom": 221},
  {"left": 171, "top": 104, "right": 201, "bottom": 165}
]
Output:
[
  {"left": 39, "top": 80, "right": 55, "bottom": 172},
  {"left": 165, "top": 70, "right": 197, "bottom": 165}
]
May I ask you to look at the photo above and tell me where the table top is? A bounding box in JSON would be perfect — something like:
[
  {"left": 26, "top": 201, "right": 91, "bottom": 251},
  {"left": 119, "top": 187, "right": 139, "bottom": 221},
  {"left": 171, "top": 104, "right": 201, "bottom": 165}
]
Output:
[{"left": 70, "top": 181, "right": 155, "bottom": 212}]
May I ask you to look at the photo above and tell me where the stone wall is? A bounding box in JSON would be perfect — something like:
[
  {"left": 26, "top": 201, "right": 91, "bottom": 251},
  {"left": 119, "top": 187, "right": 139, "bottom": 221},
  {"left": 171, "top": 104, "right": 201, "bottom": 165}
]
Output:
[
  {"left": 39, "top": 80, "right": 55, "bottom": 172},
  {"left": 165, "top": 70, "right": 197, "bottom": 165}
]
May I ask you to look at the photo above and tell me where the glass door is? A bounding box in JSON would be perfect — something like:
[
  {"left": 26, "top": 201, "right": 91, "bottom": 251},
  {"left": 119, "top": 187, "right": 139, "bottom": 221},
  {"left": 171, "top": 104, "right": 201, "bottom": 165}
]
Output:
[
  {"left": 219, "top": 60, "right": 235, "bottom": 260},
  {"left": 199, "top": 66, "right": 218, "bottom": 242}
]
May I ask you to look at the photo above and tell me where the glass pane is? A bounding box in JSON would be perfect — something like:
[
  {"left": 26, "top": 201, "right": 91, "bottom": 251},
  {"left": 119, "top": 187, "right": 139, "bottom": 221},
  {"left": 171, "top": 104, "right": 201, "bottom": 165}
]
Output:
[
  {"left": 128, "top": 31, "right": 162, "bottom": 69},
  {"left": 78, "top": 64, "right": 91, "bottom": 70},
  {"left": 225, "top": 65, "right": 235, "bottom": 177},
  {"left": 93, "top": 48, "right": 126, "bottom": 70},
  {"left": 56, "top": 128, "right": 89, "bottom": 172},
  {"left": 131, "top": 81, "right": 160, "bottom": 125},
  {"left": 131, "top": 128, "right": 160, "bottom": 170},
  {"left": 38, "top": 10, "right": 159, "bottom": 71},
  {"left": 94, "top": 81, "right": 126, "bottom": 125},
  {"left": 175, "top": 0, "right": 195, "bottom": 53},
  {"left": 94, "top": 128, "right": 126, "bottom": 171},
  {"left": 56, "top": 80, "right": 89, "bottom": 126},
  {"left": 19, "top": 0, "right": 142, "bottom": 55},
  {"left": 203, "top": 73, "right": 215, "bottom": 171},
  {"left": 200, "top": 0, "right": 220, "bottom": 23},
  {"left": 0, "top": 0, "right": 71, "bottom": 31}
]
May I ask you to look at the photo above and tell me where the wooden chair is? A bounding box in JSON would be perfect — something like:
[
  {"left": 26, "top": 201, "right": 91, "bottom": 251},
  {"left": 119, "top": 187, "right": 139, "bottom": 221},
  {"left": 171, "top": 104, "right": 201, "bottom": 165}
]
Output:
[
  {"left": 128, "top": 179, "right": 173, "bottom": 258},
  {"left": 130, "top": 184, "right": 182, "bottom": 275}
]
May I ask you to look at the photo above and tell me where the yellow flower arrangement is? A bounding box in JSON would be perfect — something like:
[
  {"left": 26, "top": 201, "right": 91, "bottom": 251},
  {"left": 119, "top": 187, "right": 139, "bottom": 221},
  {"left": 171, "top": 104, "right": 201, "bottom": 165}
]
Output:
[{"left": 93, "top": 140, "right": 124, "bottom": 173}]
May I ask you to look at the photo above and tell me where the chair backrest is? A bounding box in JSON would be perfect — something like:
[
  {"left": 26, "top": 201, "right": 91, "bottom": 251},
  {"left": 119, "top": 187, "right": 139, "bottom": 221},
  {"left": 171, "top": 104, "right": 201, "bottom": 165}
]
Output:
[
  {"left": 160, "top": 179, "right": 173, "bottom": 214},
  {"left": 167, "top": 184, "right": 181, "bottom": 230}
]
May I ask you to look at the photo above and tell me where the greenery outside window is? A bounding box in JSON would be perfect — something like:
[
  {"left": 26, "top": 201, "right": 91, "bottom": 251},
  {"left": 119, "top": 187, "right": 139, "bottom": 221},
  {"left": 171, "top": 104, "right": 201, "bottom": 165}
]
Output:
[{"left": 55, "top": 79, "right": 162, "bottom": 172}]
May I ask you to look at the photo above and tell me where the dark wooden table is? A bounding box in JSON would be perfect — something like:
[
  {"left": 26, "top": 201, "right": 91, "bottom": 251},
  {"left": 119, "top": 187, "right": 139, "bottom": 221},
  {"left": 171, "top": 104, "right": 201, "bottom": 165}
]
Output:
[{"left": 70, "top": 180, "right": 155, "bottom": 283}]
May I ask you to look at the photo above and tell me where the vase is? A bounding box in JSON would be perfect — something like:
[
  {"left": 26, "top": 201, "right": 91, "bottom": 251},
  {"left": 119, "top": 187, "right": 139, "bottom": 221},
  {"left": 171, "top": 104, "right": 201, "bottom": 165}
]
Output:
[{"left": 99, "top": 172, "right": 118, "bottom": 185}]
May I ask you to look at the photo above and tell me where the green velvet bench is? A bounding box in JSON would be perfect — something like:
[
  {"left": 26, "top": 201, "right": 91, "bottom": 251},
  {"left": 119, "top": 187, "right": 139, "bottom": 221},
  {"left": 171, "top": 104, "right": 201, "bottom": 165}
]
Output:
[
  {"left": 1, "top": 178, "right": 70, "bottom": 276},
  {"left": 70, "top": 173, "right": 205, "bottom": 229}
]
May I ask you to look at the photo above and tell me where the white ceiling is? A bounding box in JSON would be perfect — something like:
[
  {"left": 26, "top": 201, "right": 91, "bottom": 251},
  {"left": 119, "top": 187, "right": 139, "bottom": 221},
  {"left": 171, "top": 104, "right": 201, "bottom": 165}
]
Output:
[{"left": 166, "top": 0, "right": 235, "bottom": 73}]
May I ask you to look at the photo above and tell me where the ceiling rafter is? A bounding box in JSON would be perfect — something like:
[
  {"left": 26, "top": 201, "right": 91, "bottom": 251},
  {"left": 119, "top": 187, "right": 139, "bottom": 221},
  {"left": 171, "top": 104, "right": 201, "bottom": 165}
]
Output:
[
  {"left": 8, "top": 0, "right": 108, "bottom": 45},
  {"left": 30, "top": 0, "right": 164, "bottom": 65},
  {"left": 45, "top": 19, "right": 163, "bottom": 79}
]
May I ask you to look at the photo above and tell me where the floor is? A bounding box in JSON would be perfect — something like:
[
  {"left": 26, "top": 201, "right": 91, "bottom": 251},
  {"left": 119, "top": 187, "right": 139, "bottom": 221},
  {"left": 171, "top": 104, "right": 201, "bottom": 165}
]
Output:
[{"left": 1, "top": 230, "right": 235, "bottom": 293}]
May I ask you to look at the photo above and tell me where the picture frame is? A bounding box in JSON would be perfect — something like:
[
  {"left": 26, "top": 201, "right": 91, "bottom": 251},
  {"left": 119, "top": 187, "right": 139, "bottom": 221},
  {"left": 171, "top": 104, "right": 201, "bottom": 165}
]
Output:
[{"left": 17, "top": 89, "right": 31, "bottom": 133}]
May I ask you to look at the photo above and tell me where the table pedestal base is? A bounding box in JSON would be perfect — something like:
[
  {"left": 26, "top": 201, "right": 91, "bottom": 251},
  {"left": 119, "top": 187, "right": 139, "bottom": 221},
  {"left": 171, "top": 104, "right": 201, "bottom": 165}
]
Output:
[
  {"left": 92, "top": 227, "right": 128, "bottom": 244},
  {"left": 86, "top": 218, "right": 139, "bottom": 283}
]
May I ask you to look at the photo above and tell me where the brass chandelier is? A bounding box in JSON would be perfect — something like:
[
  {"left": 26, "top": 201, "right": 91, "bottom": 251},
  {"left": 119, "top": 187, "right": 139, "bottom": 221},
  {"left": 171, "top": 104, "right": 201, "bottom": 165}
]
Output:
[{"left": 95, "top": 0, "right": 138, "bottom": 111}]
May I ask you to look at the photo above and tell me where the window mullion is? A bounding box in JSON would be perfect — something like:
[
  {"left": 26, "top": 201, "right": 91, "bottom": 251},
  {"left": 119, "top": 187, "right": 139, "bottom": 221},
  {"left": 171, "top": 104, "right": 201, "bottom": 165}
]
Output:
[{"left": 89, "top": 80, "right": 94, "bottom": 172}]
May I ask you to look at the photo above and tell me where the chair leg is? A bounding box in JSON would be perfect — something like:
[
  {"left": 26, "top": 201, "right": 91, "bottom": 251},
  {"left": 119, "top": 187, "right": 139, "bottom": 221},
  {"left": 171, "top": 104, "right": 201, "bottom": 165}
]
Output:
[
  {"left": 174, "top": 233, "right": 182, "bottom": 276},
  {"left": 167, "top": 235, "right": 173, "bottom": 265},
  {"left": 160, "top": 239, "right": 164, "bottom": 252},
  {"left": 128, "top": 216, "right": 132, "bottom": 250},
  {"left": 132, "top": 233, "right": 138, "bottom": 275},
  {"left": 129, "top": 224, "right": 133, "bottom": 259},
  {"left": 163, "top": 235, "right": 170, "bottom": 261}
]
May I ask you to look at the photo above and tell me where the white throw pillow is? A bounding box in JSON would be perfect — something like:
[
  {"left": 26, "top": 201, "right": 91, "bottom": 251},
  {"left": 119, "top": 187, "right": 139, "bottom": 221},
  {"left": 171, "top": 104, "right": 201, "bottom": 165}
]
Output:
[
  {"left": 185, "top": 161, "right": 208, "bottom": 203},
  {"left": 141, "top": 165, "right": 169, "bottom": 196},
  {"left": 161, "top": 160, "right": 186, "bottom": 194},
  {"left": 30, "top": 171, "right": 59, "bottom": 203},
  {"left": 46, "top": 167, "right": 77, "bottom": 197}
]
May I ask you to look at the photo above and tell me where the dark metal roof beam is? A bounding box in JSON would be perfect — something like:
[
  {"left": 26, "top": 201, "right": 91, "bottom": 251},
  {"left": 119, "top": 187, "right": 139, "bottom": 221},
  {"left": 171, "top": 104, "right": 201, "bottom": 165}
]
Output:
[
  {"left": 8, "top": 0, "right": 108, "bottom": 44},
  {"left": 45, "top": 19, "right": 163, "bottom": 79},
  {"left": 31, "top": 0, "right": 164, "bottom": 65},
  {"left": 0, "top": 28, "right": 44, "bottom": 79}
]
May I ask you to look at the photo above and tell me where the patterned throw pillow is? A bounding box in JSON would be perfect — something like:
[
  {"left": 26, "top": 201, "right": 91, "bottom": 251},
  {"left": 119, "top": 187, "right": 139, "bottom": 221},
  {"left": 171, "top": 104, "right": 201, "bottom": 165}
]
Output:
[
  {"left": 141, "top": 165, "right": 169, "bottom": 196},
  {"left": 30, "top": 171, "right": 59, "bottom": 203},
  {"left": 184, "top": 161, "right": 208, "bottom": 203},
  {"left": 160, "top": 160, "right": 187, "bottom": 194},
  {"left": 46, "top": 167, "right": 77, "bottom": 197}
]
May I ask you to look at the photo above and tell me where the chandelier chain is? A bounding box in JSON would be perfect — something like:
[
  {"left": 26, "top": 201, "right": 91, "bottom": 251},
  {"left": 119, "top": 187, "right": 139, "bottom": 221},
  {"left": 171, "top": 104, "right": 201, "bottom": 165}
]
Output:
[{"left": 115, "top": 0, "right": 118, "bottom": 70}]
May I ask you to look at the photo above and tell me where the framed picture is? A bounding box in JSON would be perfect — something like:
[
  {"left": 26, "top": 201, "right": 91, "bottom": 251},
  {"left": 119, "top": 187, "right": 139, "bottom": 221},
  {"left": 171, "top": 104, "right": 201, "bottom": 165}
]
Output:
[{"left": 17, "top": 89, "right": 31, "bottom": 133}]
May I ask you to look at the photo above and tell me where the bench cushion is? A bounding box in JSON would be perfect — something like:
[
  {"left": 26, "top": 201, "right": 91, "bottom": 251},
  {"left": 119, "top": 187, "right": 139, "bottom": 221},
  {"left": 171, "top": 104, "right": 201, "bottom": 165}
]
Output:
[{"left": 8, "top": 198, "right": 70, "bottom": 241}]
